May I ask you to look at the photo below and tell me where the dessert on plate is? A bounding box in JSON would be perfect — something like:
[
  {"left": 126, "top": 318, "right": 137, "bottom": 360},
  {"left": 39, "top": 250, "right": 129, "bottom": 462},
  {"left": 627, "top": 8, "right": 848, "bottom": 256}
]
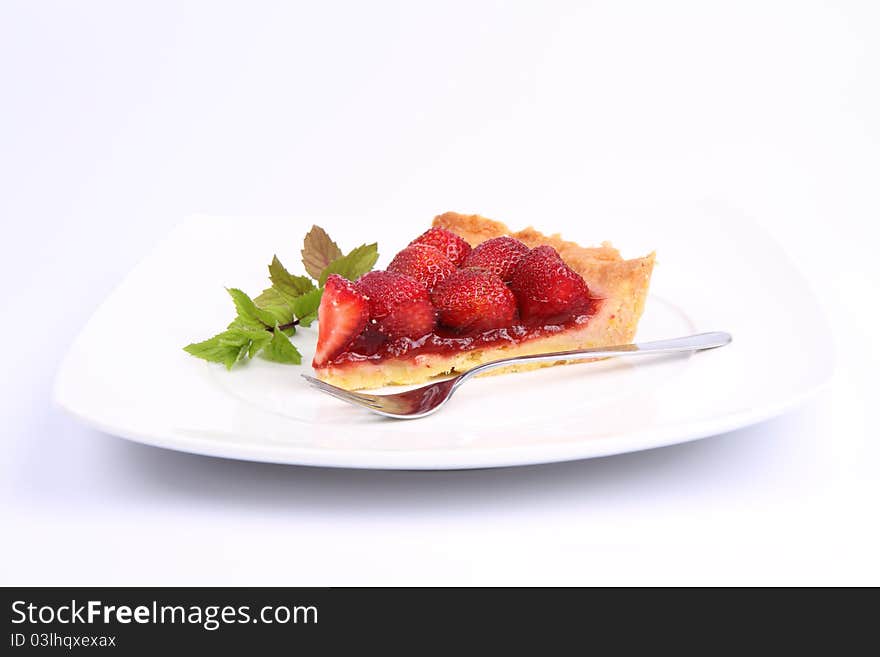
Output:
[{"left": 312, "top": 211, "right": 655, "bottom": 390}]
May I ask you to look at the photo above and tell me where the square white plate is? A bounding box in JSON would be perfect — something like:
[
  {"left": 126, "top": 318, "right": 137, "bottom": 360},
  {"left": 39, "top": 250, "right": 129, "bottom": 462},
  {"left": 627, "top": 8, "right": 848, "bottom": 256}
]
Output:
[{"left": 55, "top": 205, "right": 832, "bottom": 469}]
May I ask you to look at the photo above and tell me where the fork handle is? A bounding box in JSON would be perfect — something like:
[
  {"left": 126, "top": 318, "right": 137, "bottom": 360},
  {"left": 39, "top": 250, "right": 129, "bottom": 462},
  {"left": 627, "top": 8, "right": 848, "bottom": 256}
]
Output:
[{"left": 462, "top": 331, "right": 732, "bottom": 380}]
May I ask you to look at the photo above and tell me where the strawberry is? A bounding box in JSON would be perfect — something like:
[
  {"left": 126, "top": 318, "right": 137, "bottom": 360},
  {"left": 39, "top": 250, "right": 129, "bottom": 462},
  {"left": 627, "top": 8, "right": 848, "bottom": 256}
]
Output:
[
  {"left": 313, "top": 274, "right": 370, "bottom": 367},
  {"left": 387, "top": 244, "right": 456, "bottom": 291},
  {"left": 509, "top": 245, "right": 592, "bottom": 324},
  {"left": 410, "top": 227, "right": 472, "bottom": 267},
  {"left": 462, "top": 236, "right": 530, "bottom": 282},
  {"left": 430, "top": 269, "right": 517, "bottom": 332},
  {"left": 355, "top": 270, "right": 436, "bottom": 339}
]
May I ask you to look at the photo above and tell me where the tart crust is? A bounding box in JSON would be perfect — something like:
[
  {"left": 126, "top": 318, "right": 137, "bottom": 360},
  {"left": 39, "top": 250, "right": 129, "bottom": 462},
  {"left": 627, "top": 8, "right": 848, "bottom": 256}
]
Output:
[{"left": 314, "top": 212, "right": 655, "bottom": 389}]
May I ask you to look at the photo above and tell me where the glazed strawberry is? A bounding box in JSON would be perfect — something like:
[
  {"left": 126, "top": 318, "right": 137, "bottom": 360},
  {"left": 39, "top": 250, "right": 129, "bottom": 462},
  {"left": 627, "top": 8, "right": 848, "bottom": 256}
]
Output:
[
  {"left": 313, "top": 274, "right": 370, "bottom": 367},
  {"left": 431, "top": 269, "right": 516, "bottom": 332},
  {"left": 387, "top": 244, "right": 456, "bottom": 291},
  {"left": 462, "top": 236, "right": 530, "bottom": 282},
  {"left": 510, "top": 245, "right": 592, "bottom": 324},
  {"left": 355, "top": 270, "right": 436, "bottom": 339},
  {"left": 410, "top": 227, "right": 472, "bottom": 267}
]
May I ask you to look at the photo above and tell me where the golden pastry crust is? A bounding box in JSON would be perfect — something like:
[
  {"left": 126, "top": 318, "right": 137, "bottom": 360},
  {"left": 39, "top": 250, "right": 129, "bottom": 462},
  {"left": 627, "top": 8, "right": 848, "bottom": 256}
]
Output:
[{"left": 314, "top": 212, "right": 655, "bottom": 389}]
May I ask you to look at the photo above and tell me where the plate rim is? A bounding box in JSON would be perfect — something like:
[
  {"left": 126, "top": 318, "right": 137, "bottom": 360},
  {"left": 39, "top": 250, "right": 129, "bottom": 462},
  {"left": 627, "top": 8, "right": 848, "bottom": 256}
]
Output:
[{"left": 55, "top": 361, "right": 832, "bottom": 469}]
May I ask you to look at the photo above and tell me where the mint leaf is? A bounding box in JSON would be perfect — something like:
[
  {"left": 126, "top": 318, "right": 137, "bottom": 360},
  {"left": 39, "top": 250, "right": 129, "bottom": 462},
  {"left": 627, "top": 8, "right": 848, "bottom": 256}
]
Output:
[
  {"left": 289, "top": 287, "right": 323, "bottom": 327},
  {"left": 184, "top": 333, "right": 242, "bottom": 369},
  {"left": 252, "top": 287, "right": 296, "bottom": 326},
  {"left": 238, "top": 329, "right": 272, "bottom": 358},
  {"left": 319, "top": 243, "right": 379, "bottom": 284},
  {"left": 253, "top": 256, "right": 320, "bottom": 326},
  {"left": 253, "top": 252, "right": 324, "bottom": 327},
  {"left": 227, "top": 288, "right": 278, "bottom": 329},
  {"left": 253, "top": 284, "right": 322, "bottom": 328},
  {"left": 302, "top": 225, "right": 343, "bottom": 280},
  {"left": 260, "top": 327, "right": 302, "bottom": 364},
  {"left": 184, "top": 327, "right": 271, "bottom": 370},
  {"left": 268, "top": 255, "right": 315, "bottom": 300}
]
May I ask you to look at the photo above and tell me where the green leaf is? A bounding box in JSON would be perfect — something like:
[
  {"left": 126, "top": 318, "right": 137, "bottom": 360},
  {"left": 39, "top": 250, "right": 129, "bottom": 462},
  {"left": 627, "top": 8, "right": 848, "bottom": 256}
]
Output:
[
  {"left": 184, "top": 327, "right": 271, "bottom": 370},
  {"left": 243, "top": 331, "right": 272, "bottom": 358},
  {"left": 253, "top": 256, "right": 320, "bottom": 326},
  {"left": 260, "top": 327, "right": 302, "bottom": 364},
  {"left": 296, "top": 311, "right": 318, "bottom": 329},
  {"left": 227, "top": 288, "right": 278, "bottom": 329},
  {"left": 301, "top": 225, "right": 343, "bottom": 280},
  {"left": 319, "top": 243, "right": 379, "bottom": 285},
  {"left": 252, "top": 287, "right": 297, "bottom": 325},
  {"left": 289, "top": 287, "right": 323, "bottom": 327},
  {"left": 184, "top": 333, "right": 242, "bottom": 369},
  {"left": 253, "top": 284, "right": 322, "bottom": 328},
  {"left": 268, "top": 255, "right": 315, "bottom": 300}
]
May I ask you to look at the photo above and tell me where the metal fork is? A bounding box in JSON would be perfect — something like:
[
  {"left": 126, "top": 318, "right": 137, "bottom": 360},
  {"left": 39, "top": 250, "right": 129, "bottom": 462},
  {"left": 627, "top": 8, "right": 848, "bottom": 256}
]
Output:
[{"left": 302, "top": 331, "right": 731, "bottom": 419}]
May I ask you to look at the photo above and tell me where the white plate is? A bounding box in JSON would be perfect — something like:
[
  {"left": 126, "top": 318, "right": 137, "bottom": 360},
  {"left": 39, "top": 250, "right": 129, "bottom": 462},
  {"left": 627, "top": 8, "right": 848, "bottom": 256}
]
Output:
[{"left": 55, "top": 205, "right": 833, "bottom": 469}]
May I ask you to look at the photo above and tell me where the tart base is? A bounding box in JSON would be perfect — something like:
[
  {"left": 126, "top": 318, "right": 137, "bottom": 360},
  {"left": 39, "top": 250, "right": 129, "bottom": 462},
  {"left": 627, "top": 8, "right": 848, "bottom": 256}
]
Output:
[{"left": 316, "top": 322, "right": 616, "bottom": 390}]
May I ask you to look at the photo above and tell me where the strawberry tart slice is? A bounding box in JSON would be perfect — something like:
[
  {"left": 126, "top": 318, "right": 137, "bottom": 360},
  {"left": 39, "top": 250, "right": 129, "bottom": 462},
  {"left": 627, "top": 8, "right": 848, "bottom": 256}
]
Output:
[{"left": 311, "top": 212, "right": 655, "bottom": 390}]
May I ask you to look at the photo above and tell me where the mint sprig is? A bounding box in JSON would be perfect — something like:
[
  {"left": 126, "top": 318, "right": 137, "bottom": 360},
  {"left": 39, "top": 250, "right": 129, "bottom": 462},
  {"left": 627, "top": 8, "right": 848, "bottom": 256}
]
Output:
[{"left": 184, "top": 225, "right": 378, "bottom": 369}]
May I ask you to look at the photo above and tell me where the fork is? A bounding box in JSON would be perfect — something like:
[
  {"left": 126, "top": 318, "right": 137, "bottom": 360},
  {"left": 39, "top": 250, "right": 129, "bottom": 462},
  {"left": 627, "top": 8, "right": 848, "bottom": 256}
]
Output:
[{"left": 302, "top": 331, "right": 731, "bottom": 419}]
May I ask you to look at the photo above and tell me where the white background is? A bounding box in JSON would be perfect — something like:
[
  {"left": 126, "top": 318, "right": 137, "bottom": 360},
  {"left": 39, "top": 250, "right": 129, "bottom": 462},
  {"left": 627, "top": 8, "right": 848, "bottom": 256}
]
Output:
[{"left": 1, "top": 1, "right": 878, "bottom": 585}]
